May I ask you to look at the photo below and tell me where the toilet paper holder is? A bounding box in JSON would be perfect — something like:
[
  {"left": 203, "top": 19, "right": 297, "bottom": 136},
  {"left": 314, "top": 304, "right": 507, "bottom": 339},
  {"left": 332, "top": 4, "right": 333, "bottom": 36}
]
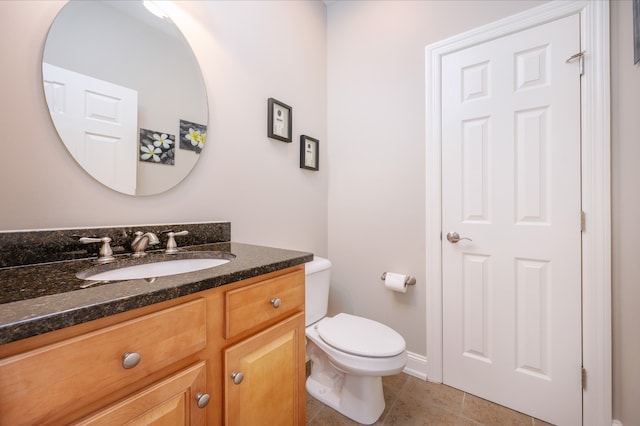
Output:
[{"left": 380, "top": 272, "right": 416, "bottom": 286}]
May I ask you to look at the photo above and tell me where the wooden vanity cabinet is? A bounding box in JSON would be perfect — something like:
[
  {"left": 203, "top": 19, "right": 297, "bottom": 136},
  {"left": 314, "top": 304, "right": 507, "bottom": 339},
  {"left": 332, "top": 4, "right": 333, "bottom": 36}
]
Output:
[
  {"left": 0, "top": 265, "right": 306, "bottom": 426},
  {"left": 223, "top": 272, "right": 306, "bottom": 426}
]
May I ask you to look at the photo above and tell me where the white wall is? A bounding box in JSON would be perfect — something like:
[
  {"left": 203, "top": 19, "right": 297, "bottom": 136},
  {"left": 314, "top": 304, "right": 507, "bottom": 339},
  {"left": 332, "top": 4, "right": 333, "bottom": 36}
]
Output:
[{"left": 0, "top": 0, "right": 328, "bottom": 257}]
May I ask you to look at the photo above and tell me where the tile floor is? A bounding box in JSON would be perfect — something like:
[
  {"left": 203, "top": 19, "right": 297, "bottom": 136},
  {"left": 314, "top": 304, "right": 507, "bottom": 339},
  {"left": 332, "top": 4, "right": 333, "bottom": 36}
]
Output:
[{"left": 305, "top": 373, "right": 554, "bottom": 425}]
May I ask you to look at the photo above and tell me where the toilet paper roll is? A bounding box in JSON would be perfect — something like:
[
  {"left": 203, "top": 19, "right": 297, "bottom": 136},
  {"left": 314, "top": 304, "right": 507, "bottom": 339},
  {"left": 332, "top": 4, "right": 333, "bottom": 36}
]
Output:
[{"left": 384, "top": 272, "right": 408, "bottom": 293}]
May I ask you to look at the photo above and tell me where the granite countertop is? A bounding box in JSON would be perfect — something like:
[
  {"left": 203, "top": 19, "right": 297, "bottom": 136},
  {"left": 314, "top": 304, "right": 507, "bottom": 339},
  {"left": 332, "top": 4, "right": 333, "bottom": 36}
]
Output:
[{"left": 0, "top": 242, "right": 313, "bottom": 345}]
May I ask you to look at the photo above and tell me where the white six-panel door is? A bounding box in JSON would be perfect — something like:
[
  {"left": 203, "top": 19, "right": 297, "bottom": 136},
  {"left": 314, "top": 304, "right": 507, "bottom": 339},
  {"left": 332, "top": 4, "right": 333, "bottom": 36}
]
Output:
[
  {"left": 441, "top": 14, "right": 582, "bottom": 425},
  {"left": 43, "top": 63, "right": 138, "bottom": 195}
]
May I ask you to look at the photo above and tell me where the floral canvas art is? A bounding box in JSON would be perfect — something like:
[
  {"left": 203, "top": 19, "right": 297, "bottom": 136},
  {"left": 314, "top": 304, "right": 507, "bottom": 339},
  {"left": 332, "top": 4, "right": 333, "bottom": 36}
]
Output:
[
  {"left": 139, "top": 129, "right": 175, "bottom": 165},
  {"left": 180, "top": 120, "right": 206, "bottom": 154}
]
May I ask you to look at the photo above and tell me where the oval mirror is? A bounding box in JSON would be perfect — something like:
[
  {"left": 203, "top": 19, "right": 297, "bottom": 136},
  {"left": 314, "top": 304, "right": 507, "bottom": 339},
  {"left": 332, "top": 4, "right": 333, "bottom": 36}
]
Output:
[{"left": 42, "top": 0, "right": 208, "bottom": 196}]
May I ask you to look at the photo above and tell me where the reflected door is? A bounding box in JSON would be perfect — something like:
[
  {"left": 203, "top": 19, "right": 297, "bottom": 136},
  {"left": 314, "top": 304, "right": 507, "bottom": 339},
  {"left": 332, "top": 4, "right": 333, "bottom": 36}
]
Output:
[
  {"left": 43, "top": 63, "right": 138, "bottom": 194},
  {"left": 441, "top": 14, "right": 582, "bottom": 425}
]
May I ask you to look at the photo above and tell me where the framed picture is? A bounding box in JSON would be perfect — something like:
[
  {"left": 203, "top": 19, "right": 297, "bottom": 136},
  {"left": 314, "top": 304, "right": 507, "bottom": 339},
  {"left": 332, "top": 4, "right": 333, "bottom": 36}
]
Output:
[
  {"left": 179, "top": 119, "right": 206, "bottom": 154},
  {"left": 300, "top": 135, "right": 319, "bottom": 171},
  {"left": 267, "top": 98, "right": 292, "bottom": 142},
  {"left": 139, "top": 128, "right": 175, "bottom": 165}
]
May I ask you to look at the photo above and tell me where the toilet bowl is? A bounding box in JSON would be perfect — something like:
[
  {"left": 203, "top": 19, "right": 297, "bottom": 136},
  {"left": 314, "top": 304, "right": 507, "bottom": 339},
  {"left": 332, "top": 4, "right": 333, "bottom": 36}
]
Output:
[
  {"left": 304, "top": 257, "right": 407, "bottom": 425},
  {"left": 306, "top": 314, "right": 407, "bottom": 376}
]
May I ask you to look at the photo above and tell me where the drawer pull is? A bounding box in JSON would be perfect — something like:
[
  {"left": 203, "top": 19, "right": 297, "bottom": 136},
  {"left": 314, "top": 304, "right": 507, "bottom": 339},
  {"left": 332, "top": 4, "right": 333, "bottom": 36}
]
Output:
[
  {"left": 231, "top": 371, "right": 244, "bottom": 385},
  {"left": 270, "top": 298, "right": 282, "bottom": 308},
  {"left": 195, "top": 392, "right": 210, "bottom": 408},
  {"left": 122, "top": 352, "right": 141, "bottom": 369}
]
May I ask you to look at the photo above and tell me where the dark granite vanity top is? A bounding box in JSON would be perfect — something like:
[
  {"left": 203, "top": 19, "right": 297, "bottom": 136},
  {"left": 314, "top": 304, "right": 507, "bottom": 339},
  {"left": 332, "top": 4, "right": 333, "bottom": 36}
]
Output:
[{"left": 0, "top": 222, "right": 313, "bottom": 345}]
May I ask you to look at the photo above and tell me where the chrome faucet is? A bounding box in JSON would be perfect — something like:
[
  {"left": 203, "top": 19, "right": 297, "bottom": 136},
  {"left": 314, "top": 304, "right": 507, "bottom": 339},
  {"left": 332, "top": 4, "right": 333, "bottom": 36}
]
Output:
[{"left": 131, "top": 231, "right": 159, "bottom": 257}]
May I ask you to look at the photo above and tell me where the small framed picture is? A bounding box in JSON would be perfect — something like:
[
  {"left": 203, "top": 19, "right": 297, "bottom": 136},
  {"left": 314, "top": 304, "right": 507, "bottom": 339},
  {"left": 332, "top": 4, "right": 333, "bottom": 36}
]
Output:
[
  {"left": 300, "top": 135, "right": 319, "bottom": 171},
  {"left": 267, "top": 98, "right": 292, "bottom": 142}
]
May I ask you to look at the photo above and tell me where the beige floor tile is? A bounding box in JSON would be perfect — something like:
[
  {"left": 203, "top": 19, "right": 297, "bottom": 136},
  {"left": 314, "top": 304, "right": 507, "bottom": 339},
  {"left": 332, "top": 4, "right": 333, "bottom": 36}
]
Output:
[
  {"left": 306, "top": 403, "right": 360, "bottom": 426},
  {"left": 461, "top": 393, "right": 532, "bottom": 426},
  {"left": 533, "top": 418, "right": 555, "bottom": 426},
  {"left": 456, "top": 415, "right": 484, "bottom": 426},
  {"left": 383, "top": 372, "right": 411, "bottom": 394},
  {"left": 306, "top": 372, "right": 543, "bottom": 426},
  {"left": 400, "top": 377, "right": 465, "bottom": 414},
  {"left": 305, "top": 391, "right": 324, "bottom": 423},
  {"left": 383, "top": 395, "right": 459, "bottom": 426}
]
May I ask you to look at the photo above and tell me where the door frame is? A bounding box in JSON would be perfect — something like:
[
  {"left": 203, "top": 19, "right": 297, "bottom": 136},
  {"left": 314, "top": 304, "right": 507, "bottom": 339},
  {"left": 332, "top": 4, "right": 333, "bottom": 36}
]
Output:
[{"left": 425, "top": 1, "right": 611, "bottom": 425}]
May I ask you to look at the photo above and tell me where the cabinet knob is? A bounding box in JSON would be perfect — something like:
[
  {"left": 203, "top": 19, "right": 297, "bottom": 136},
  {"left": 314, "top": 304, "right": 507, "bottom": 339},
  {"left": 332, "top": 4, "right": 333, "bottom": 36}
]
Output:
[
  {"left": 270, "top": 298, "right": 282, "bottom": 308},
  {"left": 231, "top": 371, "right": 244, "bottom": 385},
  {"left": 122, "top": 352, "right": 141, "bottom": 369},
  {"left": 195, "top": 392, "right": 210, "bottom": 408}
]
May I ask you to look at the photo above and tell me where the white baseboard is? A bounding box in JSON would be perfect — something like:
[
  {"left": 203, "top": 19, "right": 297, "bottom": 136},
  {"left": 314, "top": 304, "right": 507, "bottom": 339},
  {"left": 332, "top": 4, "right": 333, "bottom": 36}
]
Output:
[
  {"left": 402, "top": 351, "right": 428, "bottom": 380},
  {"left": 612, "top": 420, "right": 623, "bottom": 426}
]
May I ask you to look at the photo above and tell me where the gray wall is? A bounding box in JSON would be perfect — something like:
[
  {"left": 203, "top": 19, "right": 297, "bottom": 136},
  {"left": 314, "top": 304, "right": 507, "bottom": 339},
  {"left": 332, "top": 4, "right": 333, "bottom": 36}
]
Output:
[
  {"left": 326, "top": 0, "right": 547, "bottom": 372},
  {"left": 611, "top": 1, "right": 640, "bottom": 424}
]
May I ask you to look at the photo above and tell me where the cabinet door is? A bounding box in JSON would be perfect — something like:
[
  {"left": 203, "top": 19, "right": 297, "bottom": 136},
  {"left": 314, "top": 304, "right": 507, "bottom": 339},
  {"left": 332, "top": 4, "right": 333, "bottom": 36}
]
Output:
[
  {"left": 224, "top": 313, "right": 305, "bottom": 426},
  {"left": 73, "top": 362, "right": 208, "bottom": 425}
]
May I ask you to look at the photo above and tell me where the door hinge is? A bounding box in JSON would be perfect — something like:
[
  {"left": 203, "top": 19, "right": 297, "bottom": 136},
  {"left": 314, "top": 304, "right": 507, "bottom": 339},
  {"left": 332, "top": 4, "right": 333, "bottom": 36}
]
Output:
[
  {"left": 581, "top": 211, "right": 586, "bottom": 232},
  {"left": 566, "top": 51, "right": 585, "bottom": 76},
  {"left": 582, "top": 367, "right": 587, "bottom": 390}
]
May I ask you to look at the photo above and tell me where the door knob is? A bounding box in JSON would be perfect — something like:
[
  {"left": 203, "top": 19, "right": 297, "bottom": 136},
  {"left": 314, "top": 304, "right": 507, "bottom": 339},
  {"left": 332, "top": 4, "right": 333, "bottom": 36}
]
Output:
[{"left": 446, "top": 232, "right": 472, "bottom": 244}]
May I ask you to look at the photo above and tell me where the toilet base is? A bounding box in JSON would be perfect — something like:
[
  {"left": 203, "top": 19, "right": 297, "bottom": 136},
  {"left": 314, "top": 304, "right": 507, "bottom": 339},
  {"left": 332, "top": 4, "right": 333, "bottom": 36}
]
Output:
[{"left": 306, "top": 372, "right": 385, "bottom": 425}]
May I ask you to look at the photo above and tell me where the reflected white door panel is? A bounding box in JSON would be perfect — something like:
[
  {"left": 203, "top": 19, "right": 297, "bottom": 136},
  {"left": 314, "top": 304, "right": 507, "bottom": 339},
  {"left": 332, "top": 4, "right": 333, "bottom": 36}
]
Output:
[{"left": 43, "top": 63, "right": 138, "bottom": 195}]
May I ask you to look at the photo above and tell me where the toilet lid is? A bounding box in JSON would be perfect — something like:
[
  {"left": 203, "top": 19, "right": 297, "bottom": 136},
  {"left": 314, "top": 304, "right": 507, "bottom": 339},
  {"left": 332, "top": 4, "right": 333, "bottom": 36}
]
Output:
[{"left": 316, "top": 313, "right": 406, "bottom": 357}]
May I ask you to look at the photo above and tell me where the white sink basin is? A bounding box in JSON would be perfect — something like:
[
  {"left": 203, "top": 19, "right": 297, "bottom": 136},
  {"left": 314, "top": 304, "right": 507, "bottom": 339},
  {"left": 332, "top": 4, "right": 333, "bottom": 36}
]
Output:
[{"left": 77, "top": 252, "right": 234, "bottom": 282}]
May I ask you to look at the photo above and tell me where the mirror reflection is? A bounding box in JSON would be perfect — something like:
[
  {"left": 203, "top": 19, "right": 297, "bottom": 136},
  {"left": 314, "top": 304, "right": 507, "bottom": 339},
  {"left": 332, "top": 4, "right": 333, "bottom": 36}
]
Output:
[{"left": 42, "top": 0, "right": 208, "bottom": 196}]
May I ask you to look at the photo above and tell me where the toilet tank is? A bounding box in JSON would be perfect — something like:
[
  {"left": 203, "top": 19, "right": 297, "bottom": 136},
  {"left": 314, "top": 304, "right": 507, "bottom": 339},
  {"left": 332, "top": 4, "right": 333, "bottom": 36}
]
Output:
[{"left": 304, "top": 256, "right": 332, "bottom": 326}]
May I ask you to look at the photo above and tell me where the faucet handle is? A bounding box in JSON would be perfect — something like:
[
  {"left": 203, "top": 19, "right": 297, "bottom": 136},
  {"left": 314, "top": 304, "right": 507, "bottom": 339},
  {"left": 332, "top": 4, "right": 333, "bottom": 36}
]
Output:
[
  {"left": 79, "top": 236, "right": 115, "bottom": 264},
  {"left": 164, "top": 230, "right": 189, "bottom": 254}
]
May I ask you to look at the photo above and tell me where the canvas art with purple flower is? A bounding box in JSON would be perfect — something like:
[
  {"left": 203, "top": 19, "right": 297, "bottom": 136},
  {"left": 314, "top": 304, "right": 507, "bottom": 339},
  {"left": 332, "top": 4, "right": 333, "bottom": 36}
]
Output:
[
  {"left": 139, "top": 128, "right": 175, "bottom": 165},
  {"left": 180, "top": 119, "right": 206, "bottom": 154}
]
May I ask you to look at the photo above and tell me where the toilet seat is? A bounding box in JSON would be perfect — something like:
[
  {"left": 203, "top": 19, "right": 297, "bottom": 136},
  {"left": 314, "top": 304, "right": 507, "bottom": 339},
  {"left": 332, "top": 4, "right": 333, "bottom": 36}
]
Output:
[{"left": 316, "top": 313, "right": 406, "bottom": 357}]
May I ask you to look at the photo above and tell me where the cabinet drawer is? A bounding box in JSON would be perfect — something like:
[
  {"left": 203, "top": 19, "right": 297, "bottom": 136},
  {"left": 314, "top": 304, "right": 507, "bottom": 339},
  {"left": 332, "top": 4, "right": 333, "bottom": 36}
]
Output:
[
  {"left": 0, "top": 299, "right": 206, "bottom": 425},
  {"left": 225, "top": 270, "right": 304, "bottom": 339}
]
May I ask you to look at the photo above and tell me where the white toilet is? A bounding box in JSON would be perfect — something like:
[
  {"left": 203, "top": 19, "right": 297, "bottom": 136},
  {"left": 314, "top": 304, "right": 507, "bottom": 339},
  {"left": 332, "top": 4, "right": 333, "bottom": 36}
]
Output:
[{"left": 305, "top": 256, "right": 407, "bottom": 425}]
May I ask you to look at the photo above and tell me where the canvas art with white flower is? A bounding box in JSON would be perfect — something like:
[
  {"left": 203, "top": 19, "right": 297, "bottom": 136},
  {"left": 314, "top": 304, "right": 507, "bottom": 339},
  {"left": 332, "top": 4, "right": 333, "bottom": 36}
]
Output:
[
  {"left": 180, "top": 120, "right": 206, "bottom": 154},
  {"left": 139, "top": 129, "right": 175, "bottom": 165}
]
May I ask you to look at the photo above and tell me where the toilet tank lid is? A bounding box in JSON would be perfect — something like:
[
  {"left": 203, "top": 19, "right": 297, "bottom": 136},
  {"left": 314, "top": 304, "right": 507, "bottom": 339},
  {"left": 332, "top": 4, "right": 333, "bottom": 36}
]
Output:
[{"left": 305, "top": 256, "right": 331, "bottom": 275}]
